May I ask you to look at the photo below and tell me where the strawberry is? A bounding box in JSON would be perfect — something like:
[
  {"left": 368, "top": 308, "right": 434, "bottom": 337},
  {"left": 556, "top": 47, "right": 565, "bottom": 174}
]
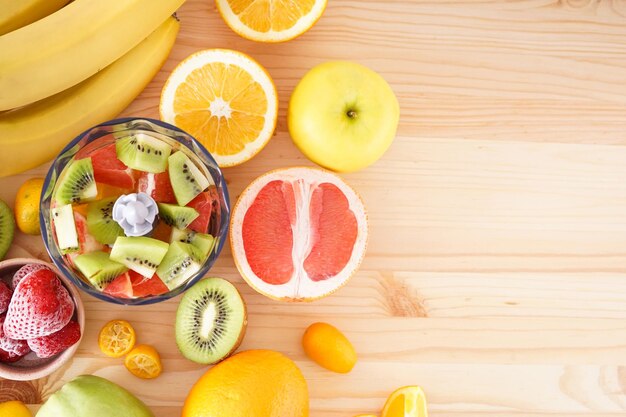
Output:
[
  {"left": 0, "top": 348, "right": 23, "bottom": 363},
  {"left": 4, "top": 268, "right": 74, "bottom": 339},
  {"left": 0, "top": 315, "right": 30, "bottom": 359},
  {"left": 28, "top": 320, "right": 81, "bottom": 359},
  {"left": 12, "top": 263, "right": 49, "bottom": 289},
  {"left": 0, "top": 281, "right": 11, "bottom": 314}
]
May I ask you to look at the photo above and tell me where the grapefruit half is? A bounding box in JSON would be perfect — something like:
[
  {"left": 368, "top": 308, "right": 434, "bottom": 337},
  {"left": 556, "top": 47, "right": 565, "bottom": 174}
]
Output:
[{"left": 230, "top": 167, "right": 368, "bottom": 301}]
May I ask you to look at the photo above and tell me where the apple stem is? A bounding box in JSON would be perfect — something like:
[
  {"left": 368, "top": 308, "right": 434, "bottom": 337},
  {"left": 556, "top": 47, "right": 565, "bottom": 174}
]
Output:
[{"left": 347, "top": 110, "right": 358, "bottom": 119}]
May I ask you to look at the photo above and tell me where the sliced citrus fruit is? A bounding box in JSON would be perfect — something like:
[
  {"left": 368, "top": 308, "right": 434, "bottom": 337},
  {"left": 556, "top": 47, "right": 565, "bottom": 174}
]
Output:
[
  {"left": 230, "top": 167, "right": 368, "bottom": 301},
  {"left": 124, "top": 344, "right": 162, "bottom": 379},
  {"left": 382, "top": 386, "right": 428, "bottom": 417},
  {"left": 98, "top": 319, "right": 136, "bottom": 358},
  {"left": 216, "top": 0, "right": 328, "bottom": 43},
  {"left": 160, "top": 49, "right": 278, "bottom": 167}
]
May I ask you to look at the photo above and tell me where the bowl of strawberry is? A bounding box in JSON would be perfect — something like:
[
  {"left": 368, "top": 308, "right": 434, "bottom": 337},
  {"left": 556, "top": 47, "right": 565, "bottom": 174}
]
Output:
[
  {"left": 40, "top": 118, "right": 230, "bottom": 305},
  {"left": 0, "top": 258, "right": 84, "bottom": 381}
]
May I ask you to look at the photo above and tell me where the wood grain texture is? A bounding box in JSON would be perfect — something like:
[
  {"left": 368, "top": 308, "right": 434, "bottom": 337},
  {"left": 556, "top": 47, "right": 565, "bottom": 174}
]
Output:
[{"left": 2, "top": 0, "right": 626, "bottom": 416}]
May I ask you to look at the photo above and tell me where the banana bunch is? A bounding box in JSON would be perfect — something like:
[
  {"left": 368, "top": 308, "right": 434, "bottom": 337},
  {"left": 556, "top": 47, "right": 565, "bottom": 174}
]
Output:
[
  {"left": 0, "top": 0, "right": 68, "bottom": 36},
  {"left": 0, "top": 0, "right": 185, "bottom": 177}
]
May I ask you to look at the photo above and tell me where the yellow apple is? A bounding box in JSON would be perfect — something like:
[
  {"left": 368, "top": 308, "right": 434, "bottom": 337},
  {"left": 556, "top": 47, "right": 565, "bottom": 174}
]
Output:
[{"left": 288, "top": 61, "right": 399, "bottom": 172}]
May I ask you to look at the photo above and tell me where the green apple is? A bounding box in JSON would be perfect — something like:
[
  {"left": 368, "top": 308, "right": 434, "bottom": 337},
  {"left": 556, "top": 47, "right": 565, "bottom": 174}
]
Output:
[
  {"left": 37, "top": 375, "right": 154, "bottom": 417},
  {"left": 288, "top": 61, "right": 399, "bottom": 172}
]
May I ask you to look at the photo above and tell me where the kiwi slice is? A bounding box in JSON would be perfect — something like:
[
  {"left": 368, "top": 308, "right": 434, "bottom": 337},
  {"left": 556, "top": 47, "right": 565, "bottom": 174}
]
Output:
[
  {"left": 116, "top": 133, "right": 172, "bottom": 173},
  {"left": 87, "top": 198, "right": 124, "bottom": 245},
  {"left": 155, "top": 242, "right": 203, "bottom": 290},
  {"left": 110, "top": 236, "right": 169, "bottom": 278},
  {"left": 170, "top": 228, "right": 215, "bottom": 259},
  {"left": 168, "top": 151, "right": 210, "bottom": 206},
  {"left": 158, "top": 203, "right": 199, "bottom": 229},
  {"left": 73, "top": 251, "right": 128, "bottom": 290},
  {"left": 54, "top": 158, "right": 97, "bottom": 205},
  {"left": 175, "top": 277, "right": 247, "bottom": 364},
  {"left": 51, "top": 204, "right": 79, "bottom": 254},
  {"left": 0, "top": 200, "right": 15, "bottom": 261}
]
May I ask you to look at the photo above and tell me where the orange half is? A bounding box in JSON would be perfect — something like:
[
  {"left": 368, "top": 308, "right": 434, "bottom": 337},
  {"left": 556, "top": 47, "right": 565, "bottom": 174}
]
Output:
[
  {"left": 160, "top": 49, "right": 278, "bottom": 167},
  {"left": 216, "top": 0, "right": 328, "bottom": 42}
]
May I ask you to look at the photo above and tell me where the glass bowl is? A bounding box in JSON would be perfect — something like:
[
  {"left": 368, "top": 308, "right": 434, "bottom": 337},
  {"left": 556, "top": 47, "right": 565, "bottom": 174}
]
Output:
[{"left": 40, "top": 117, "right": 230, "bottom": 305}]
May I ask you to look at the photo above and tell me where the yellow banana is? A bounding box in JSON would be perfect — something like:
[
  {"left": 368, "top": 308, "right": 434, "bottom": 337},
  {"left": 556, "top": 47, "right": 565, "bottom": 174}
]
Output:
[
  {"left": 0, "top": 0, "right": 69, "bottom": 36},
  {"left": 0, "top": 16, "right": 180, "bottom": 178},
  {"left": 0, "top": 0, "right": 185, "bottom": 111}
]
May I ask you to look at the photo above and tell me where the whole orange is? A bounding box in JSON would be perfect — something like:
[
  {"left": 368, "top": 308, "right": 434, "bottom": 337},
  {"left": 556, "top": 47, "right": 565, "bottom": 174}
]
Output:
[
  {"left": 14, "top": 178, "right": 44, "bottom": 235},
  {"left": 182, "top": 350, "right": 308, "bottom": 417},
  {"left": 302, "top": 322, "right": 357, "bottom": 373}
]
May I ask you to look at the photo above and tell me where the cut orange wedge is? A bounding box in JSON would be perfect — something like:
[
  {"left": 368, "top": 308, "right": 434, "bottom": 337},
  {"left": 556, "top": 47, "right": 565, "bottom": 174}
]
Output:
[
  {"left": 98, "top": 319, "right": 136, "bottom": 358},
  {"left": 216, "top": 0, "right": 328, "bottom": 43},
  {"left": 381, "top": 386, "right": 428, "bottom": 417},
  {"left": 160, "top": 49, "right": 278, "bottom": 167},
  {"left": 124, "top": 344, "right": 162, "bottom": 379}
]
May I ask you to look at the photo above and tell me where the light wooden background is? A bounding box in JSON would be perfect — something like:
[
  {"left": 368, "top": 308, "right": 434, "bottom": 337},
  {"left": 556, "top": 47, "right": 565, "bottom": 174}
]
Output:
[{"left": 2, "top": 0, "right": 626, "bottom": 416}]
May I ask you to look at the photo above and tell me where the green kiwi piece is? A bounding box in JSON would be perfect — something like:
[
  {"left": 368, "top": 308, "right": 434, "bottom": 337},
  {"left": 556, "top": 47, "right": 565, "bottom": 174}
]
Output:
[
  {"left": 110, "top": 236, "right": 169, "bottom": 278},
  {"left": 0, "top": 200, "right": 15, "bottom": 261},
  {"left": 155, "top": 242, "right": 203, "bottom": 290},
  {"left": 116, "top": 133, "right": 172, "bottom": 173},
  {"left": 168, "top": 151, "right": 210, "bottom": 206},
  {"left": 170, "top": 228, "right": 215, "bottom": 259},
  {"left": 54, "top": 158, "right": 97, "bottom": 205},
  {"left": 51, "top": 204, "right": 79, "bottom": 254},
  {"left": 175, "top": 277, "right": 247, "bottom": 364},
  {"left": 158, "top": 203, "right": 199, "bottom": 229},
  {"left": 87, "top": 198, "right": 124, "bottom": 245},
  {"left": 73, "top": 251, "right": 128, "bottom": 290}
]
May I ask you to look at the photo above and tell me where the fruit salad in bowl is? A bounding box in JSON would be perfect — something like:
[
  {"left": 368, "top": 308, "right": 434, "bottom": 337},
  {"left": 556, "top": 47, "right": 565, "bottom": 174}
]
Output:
[{"left": 40, "top": 118, "right": 230, "bottom": 305}]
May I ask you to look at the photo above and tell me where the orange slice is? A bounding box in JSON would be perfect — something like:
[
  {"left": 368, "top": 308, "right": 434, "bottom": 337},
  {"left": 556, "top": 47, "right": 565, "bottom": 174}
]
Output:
[
  {"left": 124, "top": 344, "right": 162, "bottom": 379},
  {"left": 381, "top": 386, "right": 428, "bottom": 417},
  {"left": 160, "top": 49, "right": 278, "bottom": 167},
  {"left": 216, "top": 0, "right": 328, "bottom": 43},
  {"left": 98, "top": 319, "right": 136, "bottom": 358}
]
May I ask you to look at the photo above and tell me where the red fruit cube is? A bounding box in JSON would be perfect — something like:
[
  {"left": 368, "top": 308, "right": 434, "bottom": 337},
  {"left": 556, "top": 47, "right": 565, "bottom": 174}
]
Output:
[
  {"left": 103, "top": 273, "right": 133, "bottom": 299},
  {"left": 187, "top": 187, "right": 219, "bottom": 233},
  {"left": 130, "top": 272, "right": 169, "bottom": 297},
  {"left": 90, "top": 143, "right": 135, "bottom": 189},
  {"left": 137, "top": 171, "right": 177, "bottom": 203}
]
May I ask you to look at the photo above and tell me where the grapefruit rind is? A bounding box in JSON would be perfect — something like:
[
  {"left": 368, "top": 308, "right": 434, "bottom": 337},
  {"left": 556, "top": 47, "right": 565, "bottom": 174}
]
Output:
[
  {"left": 230, "top": 167, "right": 368, "bottom": 301},
  {"left": 159, "top": 49, "right": 278, "bottom": 167}
]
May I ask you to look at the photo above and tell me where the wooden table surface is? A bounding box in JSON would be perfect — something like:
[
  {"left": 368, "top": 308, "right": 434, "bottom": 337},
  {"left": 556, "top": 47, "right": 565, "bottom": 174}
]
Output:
[{"left": 2, "top": 0, "right": 626, "bottom": 416}]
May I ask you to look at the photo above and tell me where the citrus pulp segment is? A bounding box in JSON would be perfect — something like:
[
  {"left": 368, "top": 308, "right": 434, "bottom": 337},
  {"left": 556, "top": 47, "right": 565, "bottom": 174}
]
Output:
[
  {"left": 160, "top": 49, "right": 278, "bottom": 167},
  {"left": 98, "top": 319, "right": 136, "bottom": 358},
  {"left": 216, "top": 0, "right": 328, "bottom": 42},
  {"left": 382, "top": 386, "right": 429, "bottom": 417},
  {"left": 230, "top": 167, "right": 368, "bottom": 301}
]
